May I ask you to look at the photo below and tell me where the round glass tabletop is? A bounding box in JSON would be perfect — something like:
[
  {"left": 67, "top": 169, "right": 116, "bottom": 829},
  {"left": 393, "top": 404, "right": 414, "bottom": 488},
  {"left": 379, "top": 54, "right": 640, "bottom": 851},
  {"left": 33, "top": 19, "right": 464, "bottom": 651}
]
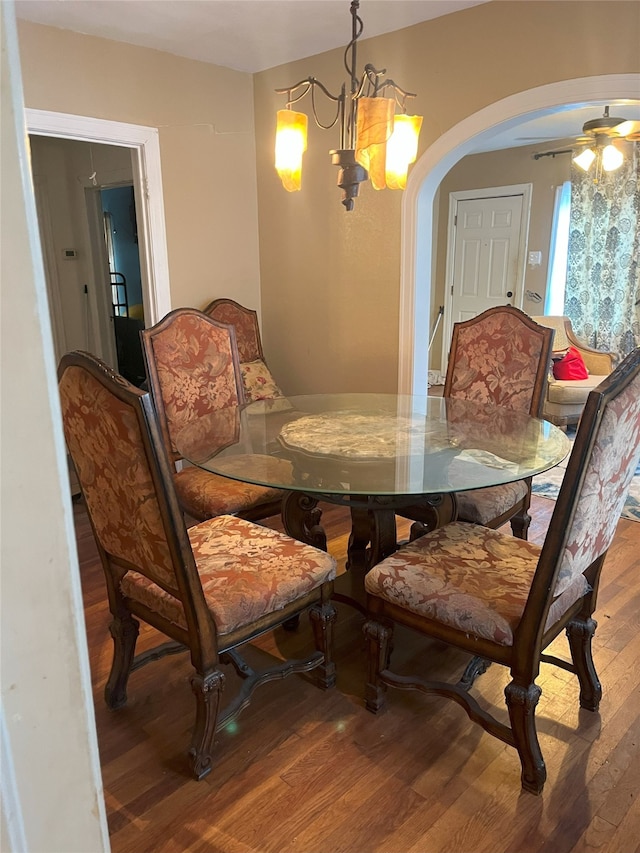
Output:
[{"left": 174, "top": 393, "right": 570, "bottom": 497}]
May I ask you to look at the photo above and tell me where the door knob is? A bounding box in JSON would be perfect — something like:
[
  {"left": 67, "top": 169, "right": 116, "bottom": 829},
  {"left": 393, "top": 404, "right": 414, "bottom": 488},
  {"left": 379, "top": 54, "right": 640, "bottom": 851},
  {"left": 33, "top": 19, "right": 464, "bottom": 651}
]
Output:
[{"left": 506, "top": 291, "right": 513, "bottom": 298}]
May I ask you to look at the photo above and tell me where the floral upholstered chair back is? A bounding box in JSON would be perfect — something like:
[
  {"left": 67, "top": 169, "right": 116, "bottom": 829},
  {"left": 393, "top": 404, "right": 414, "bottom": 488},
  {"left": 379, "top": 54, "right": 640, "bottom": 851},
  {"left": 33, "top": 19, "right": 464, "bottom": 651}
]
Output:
[
  {"left": 58, "top": 355, "right": 180, "bottom": 594},
  {"left": 205, "top": 298, "right": 284, "bottom": 403},
  {"left": 547, "top": 350, "right": 640, "bottom": 604},
  {"left": 204, "top": 299, "right": 262, "bottom": 363},
  {"left": 141, "top": 309, "right": 245, "bottom": 459},
  {"left": 444, "top": 306, "right": 552, "bottom": 416}
]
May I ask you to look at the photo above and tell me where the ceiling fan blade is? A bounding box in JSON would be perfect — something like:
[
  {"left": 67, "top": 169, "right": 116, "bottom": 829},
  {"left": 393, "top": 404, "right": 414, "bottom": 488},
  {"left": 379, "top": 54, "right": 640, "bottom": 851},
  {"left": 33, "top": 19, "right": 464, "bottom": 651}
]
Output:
[{"left": 614, "top": 119, "right": 640, "bottom": 137}]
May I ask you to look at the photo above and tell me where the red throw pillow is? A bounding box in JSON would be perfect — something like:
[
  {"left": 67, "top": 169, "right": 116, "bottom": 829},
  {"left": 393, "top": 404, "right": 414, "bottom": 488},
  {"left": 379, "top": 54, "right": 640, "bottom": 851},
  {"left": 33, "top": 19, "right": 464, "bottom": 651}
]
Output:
[{"left": 552, "top": 346, "right": 589, "bottom": 380}]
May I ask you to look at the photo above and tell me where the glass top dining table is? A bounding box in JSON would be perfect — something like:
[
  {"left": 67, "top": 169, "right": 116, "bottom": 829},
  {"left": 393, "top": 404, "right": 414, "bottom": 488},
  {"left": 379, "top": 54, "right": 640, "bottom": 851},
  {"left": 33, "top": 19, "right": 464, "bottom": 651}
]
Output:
[
  {"left": 175, "top": 393, "right": 570, "bottom": 593},
  {"left": 175, "top": 392, "right": 569, "bottom": 496}
]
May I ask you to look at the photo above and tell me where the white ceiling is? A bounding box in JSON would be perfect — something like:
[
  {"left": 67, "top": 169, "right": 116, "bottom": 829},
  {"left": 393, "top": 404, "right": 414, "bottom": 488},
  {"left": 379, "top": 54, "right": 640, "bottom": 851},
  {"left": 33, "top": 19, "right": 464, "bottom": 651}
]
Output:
[
  {"left": 473, "top": 101, "right": 640, "bottom": 154},
  {"left": 14, "top": 0, "right": 489, "bottom": 73},
  {"left": 14, "top": 0, "right": 640, "bottom": 152}
]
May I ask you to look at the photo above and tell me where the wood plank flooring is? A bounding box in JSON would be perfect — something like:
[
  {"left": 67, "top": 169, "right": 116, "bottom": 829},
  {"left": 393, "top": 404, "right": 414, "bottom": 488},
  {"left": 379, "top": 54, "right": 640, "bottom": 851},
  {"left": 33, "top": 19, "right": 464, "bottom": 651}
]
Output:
[{"left": 74, "top": 498, "right": 640, "bottom": 853}]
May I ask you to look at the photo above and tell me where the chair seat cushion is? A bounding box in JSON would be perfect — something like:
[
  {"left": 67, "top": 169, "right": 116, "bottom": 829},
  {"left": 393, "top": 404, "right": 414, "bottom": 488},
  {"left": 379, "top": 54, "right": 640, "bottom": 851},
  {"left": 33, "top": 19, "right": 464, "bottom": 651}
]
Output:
[
  {"left": 547, "top": 376, "right": 608, "bottom": 405},
  {"left": 174, "top": 458, "right": 287, "bottom": 519},
  {"left": 121, "top": 515, "right": 337, "bottom": 636},
  {"left": 365, "top": 522, "right": 588, "bottom": 646},
  {"left": 455, "top": 480, "right": 528, "bottom": 524}
]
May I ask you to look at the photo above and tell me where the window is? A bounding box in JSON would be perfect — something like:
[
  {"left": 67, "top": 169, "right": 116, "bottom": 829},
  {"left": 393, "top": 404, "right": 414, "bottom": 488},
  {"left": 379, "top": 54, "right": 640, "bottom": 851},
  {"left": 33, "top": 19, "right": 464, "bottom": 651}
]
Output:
[{"left": 544, "top": 180, "right": 571, "bottom": 315}]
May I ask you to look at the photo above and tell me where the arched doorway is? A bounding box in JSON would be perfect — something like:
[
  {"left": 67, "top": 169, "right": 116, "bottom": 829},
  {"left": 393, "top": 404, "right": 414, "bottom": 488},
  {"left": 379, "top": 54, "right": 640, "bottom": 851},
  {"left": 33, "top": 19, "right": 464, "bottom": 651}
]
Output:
[{"left": 398, "top": 73, "right": 640, "bottom": 396}]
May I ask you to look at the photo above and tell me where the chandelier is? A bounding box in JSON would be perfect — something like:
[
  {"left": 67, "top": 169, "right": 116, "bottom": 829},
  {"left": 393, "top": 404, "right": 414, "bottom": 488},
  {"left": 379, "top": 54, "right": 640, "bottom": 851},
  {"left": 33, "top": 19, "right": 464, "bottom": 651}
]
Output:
[{"left": 274, "top": 0, "right": 423, "bottom": 211}]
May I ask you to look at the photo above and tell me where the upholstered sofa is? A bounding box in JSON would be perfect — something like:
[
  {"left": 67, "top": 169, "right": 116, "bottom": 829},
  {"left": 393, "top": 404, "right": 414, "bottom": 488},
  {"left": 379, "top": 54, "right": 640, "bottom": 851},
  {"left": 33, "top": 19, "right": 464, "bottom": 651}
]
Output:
[{"left": 531, "top": 315, "right": 615, "bottom": 428}]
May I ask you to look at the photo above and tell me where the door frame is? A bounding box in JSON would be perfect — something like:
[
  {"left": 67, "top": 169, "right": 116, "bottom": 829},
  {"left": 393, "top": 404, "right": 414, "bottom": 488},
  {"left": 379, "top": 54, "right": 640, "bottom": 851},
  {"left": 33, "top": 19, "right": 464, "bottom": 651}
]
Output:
[
  {"left": 25, "top": 110, "right": 171, "bottom": 330},
  {"left": 31, "top": 174, "right": 68, "bottom": 362},
  {"left": 441, "top": 183, "right": 532, "bottom": 371}
]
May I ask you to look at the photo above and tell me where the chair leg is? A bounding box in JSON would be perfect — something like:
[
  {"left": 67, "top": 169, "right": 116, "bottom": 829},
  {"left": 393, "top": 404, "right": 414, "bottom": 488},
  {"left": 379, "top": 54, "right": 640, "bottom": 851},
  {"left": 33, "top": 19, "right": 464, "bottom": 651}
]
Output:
[
  {"left": 188, "top": 669, "right": 225, "bottom": 781},
  {"left": 410, "top": 521, "right": 429, "bottom": 541},
  {"left": 567, "top": 618, "right": 602, "bottom": 711},
  {"left": 105, "top": 614, "right": 139, "bottom": 709},
  {"left": 363, "top": 619, "right": 393, "bottom": 713},
  {"left": 505, "top": 680, "right": 546, "bottom": 794},
  {"left": 510, "top": 509, "right": 531, "bottom": 540},
  {"left": 309, "top": 601, "right": 337, "bottom": 689}
]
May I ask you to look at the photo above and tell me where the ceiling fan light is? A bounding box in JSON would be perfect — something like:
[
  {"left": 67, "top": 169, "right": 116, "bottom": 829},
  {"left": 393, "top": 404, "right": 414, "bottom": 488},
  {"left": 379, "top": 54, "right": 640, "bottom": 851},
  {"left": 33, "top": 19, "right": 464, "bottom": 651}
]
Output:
[
  {"left": 573, "top": 148, "right": 596, "bottom": 171},
  {"left": 602, "top": 143, "right": 624, "bottom": 171}
]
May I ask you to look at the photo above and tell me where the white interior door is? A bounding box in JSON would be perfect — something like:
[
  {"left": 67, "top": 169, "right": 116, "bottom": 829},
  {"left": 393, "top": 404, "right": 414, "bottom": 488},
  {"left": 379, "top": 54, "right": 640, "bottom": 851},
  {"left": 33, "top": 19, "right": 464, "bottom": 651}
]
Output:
[{"left": 441, "top": 185, "right": 531, "bottom": 371}]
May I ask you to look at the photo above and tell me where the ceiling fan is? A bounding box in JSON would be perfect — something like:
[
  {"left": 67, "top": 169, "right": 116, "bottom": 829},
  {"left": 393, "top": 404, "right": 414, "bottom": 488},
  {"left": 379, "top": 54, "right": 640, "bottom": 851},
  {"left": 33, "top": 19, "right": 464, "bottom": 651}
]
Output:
[
  {"left": 531, "top": 105, "right": 640, "bottom": 172},
  {"left": 570, "top": 106, "right": 640, "bottom": 173},
  {"left": 575, "top": 105, "right": 640, "bottom": 144}
]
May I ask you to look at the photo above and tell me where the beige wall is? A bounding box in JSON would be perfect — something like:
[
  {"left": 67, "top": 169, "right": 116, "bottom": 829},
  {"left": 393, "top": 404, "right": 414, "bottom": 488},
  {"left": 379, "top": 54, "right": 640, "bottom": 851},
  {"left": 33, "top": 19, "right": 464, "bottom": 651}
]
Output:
[
  {"left": 17, "top": 19, "right": 262, "bottom": 315},
  {"left": 1, "top": 3, "right": 109, "bottom": 848},
  {"left": 254, "top": 1, "right": 640, "bottom": 393},
  {"left": 429, "top": 140, "right": 572, "bottom": 367}
]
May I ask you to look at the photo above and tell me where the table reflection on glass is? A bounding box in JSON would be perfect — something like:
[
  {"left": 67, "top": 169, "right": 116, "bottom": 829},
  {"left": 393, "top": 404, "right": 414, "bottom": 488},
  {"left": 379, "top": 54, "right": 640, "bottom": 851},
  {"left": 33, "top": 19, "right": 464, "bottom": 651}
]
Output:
[{"left": 175, "top": 394, "right": 570, "bottom": 603}]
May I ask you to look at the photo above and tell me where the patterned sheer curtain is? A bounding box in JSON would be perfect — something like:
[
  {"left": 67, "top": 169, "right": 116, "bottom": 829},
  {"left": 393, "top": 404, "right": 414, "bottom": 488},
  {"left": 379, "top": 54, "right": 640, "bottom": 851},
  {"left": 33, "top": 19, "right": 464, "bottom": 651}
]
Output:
[{"left": 565, "top": 142, "right": 640, "bottom": 361}]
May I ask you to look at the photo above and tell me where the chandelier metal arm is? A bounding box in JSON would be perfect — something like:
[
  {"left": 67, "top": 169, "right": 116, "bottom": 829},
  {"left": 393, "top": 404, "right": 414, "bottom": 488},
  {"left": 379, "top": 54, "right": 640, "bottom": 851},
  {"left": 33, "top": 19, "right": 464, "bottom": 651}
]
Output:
[
  {"left": 372, "top": 80, "right": 418, "bottom": 112},
  {"left": 313, "top": 83, "right": 343, "bottom": 132},
  {"left": 275, "top": 77, "right": 342, "bottom": 108},
  {"left": 275, "top": 78, "right": 341, "bottom": 106},
  {"left": 275, "top": 78, "right": 342, "bottom": 131},
  {"left": 355, "top": 64, "right": 384, "bottom": 99},
  {"left": 362, "top": 65, "right": 416, "bottom": 101}
]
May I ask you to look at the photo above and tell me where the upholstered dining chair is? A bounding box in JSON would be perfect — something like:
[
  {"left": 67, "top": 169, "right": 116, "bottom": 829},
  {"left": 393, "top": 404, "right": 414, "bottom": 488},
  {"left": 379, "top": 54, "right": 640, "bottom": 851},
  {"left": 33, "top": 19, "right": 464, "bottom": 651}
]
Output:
[
  {"left": 364, "top": 347, "right": 640, "bottom": 794},
  {"left": 58, "top": 351, "right": 337, "bottom": 780},
  {"left": 401, "top": 306, "right": 553, "bottom": 540},
  {"left": 204, "top": 298, "right": 284, "bottom": 403},
  {"left": 140, "top": 307, "right": 285, "bottom": 523}
]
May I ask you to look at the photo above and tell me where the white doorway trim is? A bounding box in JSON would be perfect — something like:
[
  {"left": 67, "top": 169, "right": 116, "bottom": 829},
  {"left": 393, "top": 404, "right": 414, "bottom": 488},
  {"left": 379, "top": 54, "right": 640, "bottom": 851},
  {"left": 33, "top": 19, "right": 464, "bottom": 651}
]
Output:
[
  {"left": 398, "top": 73, "right": 640, "bottom": 397},
  {"left": 32, "top": 175, "right": 68, "bottom": 362},
  {"left": 25, "top": 109, "right": 171, "bottom": 325}
]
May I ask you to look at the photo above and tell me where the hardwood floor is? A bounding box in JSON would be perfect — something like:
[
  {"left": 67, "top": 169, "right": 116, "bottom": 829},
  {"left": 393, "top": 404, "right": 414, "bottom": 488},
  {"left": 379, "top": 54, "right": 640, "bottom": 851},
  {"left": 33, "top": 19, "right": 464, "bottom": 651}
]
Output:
[{"left": 74, "top": 498, "right": 640, "bottom": 853}]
